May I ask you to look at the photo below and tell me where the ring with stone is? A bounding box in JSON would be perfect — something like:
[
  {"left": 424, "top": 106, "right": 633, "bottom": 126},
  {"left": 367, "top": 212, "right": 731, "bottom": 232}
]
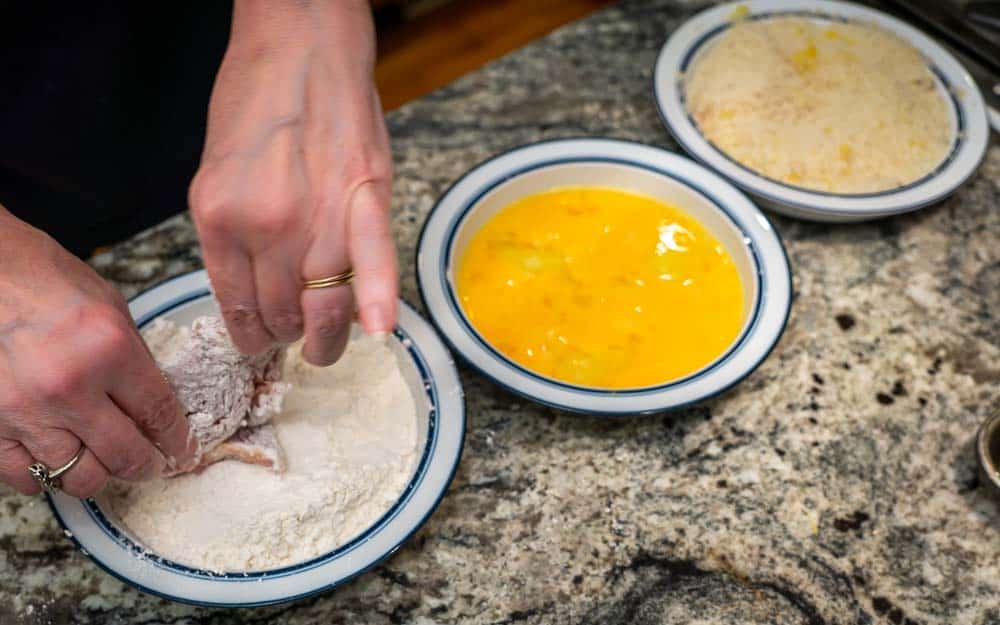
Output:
[{"left": 28, "top": 446, "right": 86, "bottom": 493}]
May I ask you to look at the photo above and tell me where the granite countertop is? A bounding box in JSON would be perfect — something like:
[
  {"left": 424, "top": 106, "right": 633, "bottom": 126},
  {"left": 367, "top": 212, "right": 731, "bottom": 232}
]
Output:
[{"left": 2, "top": 1, "right": 998, "bottom": 623}]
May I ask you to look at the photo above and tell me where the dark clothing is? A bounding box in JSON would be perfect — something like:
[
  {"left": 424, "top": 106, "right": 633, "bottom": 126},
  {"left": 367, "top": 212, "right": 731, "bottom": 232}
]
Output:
[{"left": 0, "top": 3, "right": 232, "bottom": 257}]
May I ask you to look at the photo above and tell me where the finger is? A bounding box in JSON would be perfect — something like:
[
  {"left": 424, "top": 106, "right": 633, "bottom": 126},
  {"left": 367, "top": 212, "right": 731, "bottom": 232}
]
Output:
[
  {"left": 300, "top": 191, "right": 354, "bottom": 366},
  {"left": 201, "top": 236, "right": 274, "bottom": 355},
  {"left": 348, "top": 180, "right": 398, "bottom": 334},
  {"left": 75, "top": 397, "right": 168, "bottom": 481},
  {"left": 20, "top": 427, "right": 82, "bottom": 475},
  {"left": 107, "top": 336, "right": 197, "bottom": 472},
  {"left": 0, "top": 439, "right": 41, "bottom": 495},
  {"left": 300, "top": 284, "right": 354, "bottom": 366},
  {"left": 253, "top": 246, "right": 306, "bottom": 344},
  {"left": 18, "top": 428, "right": 116, "bottom": 497},
  {"left": 57, "top": 448, "right": 110, "bottom": 499}
]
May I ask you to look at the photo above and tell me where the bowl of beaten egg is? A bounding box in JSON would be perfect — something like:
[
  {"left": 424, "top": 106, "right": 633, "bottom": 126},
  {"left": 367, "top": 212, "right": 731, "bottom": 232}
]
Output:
[
  {"left": 417, "top": 138, "right": 791, "bottom": 414},
  {"left": 653, "top": 0, "right": 990, "bottom": 222}
]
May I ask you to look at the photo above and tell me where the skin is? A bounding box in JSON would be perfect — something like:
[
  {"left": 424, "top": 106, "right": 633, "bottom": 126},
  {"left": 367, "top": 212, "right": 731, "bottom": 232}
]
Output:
[
  {"left": 0, "top": 0, "right": 396, "bottom": 497},
  {"left": 191, "top": 0, "right": 397, "bottom": 365},
  {"left": 0, "top": 209, "right": 199, "bottom": 495}
]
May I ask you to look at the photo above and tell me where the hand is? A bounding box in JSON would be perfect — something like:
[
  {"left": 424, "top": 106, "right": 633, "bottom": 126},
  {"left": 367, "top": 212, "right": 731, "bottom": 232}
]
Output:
[
  {"left": 0, "top": 209, "right": 197, "bottom": 497},
  {"left": 189, "top": 0, "right": 397, "bottom": 366}
]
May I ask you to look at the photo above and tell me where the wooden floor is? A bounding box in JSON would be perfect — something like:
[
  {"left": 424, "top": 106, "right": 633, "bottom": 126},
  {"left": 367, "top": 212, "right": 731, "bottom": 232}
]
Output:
[{"left": 374, "top": 0, "right": 615, "bottom": 111}]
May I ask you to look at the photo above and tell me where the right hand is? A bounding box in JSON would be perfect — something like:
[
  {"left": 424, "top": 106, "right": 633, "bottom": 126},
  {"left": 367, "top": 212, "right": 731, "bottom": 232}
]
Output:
[
  {"left": 189, "top": 0, "right": 397, "bottom": 367},
  {"left": 0, "top": 208, "right": 197, "bottom": 497}
]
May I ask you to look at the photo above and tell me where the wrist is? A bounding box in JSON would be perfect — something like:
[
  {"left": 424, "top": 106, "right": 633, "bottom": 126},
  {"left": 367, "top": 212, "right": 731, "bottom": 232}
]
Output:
[{"left": 228, "top": 0, "right": 374, "bottom": 61}]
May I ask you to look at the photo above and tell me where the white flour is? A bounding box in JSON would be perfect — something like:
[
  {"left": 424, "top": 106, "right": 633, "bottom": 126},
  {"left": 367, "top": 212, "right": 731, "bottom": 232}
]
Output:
[{"left": 106, "top": 330, "right": 418, "bottom": 572}]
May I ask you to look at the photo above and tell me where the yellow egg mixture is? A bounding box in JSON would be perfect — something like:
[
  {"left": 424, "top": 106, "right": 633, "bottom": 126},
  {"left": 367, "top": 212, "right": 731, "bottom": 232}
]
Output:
[{"left": 456, "top": 187, "right": 746, "bottom": 389}]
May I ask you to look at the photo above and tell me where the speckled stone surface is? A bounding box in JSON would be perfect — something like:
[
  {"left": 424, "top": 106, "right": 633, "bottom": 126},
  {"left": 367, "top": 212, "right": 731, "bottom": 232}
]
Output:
[{"left": 2, "top": 1, "right": 999, "bottom": 623}]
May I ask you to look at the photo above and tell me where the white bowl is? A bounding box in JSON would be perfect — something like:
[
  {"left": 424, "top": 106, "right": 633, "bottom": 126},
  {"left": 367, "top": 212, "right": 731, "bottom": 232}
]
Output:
[
  {"left": 653, "top": 0, "right": 990, "bottom": 222},
  {"left": 45, "top": 270, "right": 465, "bottom": 607},
  {"left": 417, "top": 138, "right": 791, "bottom": 415}
]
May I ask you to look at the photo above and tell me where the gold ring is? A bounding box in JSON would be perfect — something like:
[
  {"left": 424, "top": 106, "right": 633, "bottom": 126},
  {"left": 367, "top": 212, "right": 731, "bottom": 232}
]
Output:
[
  {"left": 28, "top": 446, "right": 86, "bottom": 493},
  {"left": 303, "top": 269, "right": 355, "bottom": 290}
]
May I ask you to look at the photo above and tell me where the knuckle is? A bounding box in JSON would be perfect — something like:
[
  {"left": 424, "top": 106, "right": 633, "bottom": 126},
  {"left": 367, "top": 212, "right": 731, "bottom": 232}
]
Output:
[
  {"left": 2, "top": 421, "right": 33, "bottom": 446},
  {"left": 263, "top": 308, "right": 304, "bottom": 340},
  {"left": 193, "top": 201, "right": 231, "bottom": 235},
  {"left": 34, "top": 364, "right": 85, "bottom": 402},
  {"left": 221, "top": 303, "right": 263, "bottom": 330},
  {"left": 31, "top": 306, "right": 130, "bottom": 400},
  {"left": 368, "top": 157, "right": 392, "bottom": 183},
  {"left": 219, "top": 307, "right": 273, "bottom": 355},
  {"left": 25, "top": 431, "right": 73, "bottom": 463},
  {"left": 28, "top": 302, "right": 133, "bottom": 404},
  {"left": 349, "top": 196, "right": 392, "bottom": 242},
  {"left": 350, "top": 152, "right": 392, "bottom": 186},
  {"left": 109, "top": 449, "right": 155, "bottom": 482},
  {"left": 309, "top": 303, "right": 352, "bottom": 340},
  {"left": 189, "top": 175, "right": 235, "bottom": 234},
  {"left": 355, "top": 212, "right": 392, "bottom": 241},
  {"left": 188, "top": 170, "right": 218, "bottom": 213},
  {"left": 136, "top": 393, "right": 180, "bottom": 437},
  {"left": 0, "top": 442, "right": 31, "bottom": 491},
  {"left": 81, "top": 307, "right": 132, "bottom": 364},
  {"left": 62, "top": 469, "right": 107, "bottom": 499}
]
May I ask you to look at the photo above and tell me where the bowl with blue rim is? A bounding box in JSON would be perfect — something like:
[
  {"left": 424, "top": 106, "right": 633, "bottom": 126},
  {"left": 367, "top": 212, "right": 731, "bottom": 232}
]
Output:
[
  {"left": 417, "top": 137, "right": 792, "bottom": 415},
  {"left": 653, "top": 0, "right": 990, "bottom": 223},
  {"left": 45, "top": 269, "right": 465, "bottom": 607}
]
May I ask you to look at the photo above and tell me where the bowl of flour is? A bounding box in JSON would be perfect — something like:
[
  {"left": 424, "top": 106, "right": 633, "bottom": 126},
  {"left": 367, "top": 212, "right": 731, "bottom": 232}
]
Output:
[{"left": 43, "top": 270, "right": 465, "bottom": 607}]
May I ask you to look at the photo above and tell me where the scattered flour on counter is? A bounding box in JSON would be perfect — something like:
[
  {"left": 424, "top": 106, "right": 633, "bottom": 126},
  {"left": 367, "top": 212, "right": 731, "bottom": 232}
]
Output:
[{"left": 106, "top": 330, "right": 418, "bottom": 572}]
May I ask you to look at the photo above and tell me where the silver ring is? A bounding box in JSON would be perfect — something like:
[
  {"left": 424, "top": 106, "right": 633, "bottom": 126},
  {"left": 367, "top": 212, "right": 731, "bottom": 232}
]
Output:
[{"left": 28, "top": 446, "right": 86, "bottom": 493}]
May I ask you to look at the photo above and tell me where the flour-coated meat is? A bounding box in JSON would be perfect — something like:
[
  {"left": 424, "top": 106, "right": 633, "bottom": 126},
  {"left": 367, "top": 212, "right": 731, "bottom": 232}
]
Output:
[{"left": 142, "top": 316, "right": 290, "bottom": 473}]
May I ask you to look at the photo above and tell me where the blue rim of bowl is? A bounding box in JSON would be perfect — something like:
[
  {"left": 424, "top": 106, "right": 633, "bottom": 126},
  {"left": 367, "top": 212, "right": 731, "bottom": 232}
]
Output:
[
  {"left": 44, "top": 271, "right": 466, "bottom": 607},
  {"left": 416, "top": 137, "right": 792, "bottom": 415},
  {"left": 441, "top": 159, "right": 765, "bottom": 394},
  {"left": 652, "top": 6, "right": 986, "bottom": 217}
]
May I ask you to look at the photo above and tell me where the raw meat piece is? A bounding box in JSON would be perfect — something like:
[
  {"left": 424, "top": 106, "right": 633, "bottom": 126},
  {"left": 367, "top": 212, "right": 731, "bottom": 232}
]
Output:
[
  {"left": 198, "top": 424, "right": 285, "bottom": 472},
  {"left": 143, "top": 316, "right": 290, "bottom": 473}
]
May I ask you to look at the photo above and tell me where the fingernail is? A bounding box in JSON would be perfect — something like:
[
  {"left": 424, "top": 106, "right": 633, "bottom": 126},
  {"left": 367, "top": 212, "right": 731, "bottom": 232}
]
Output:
[
  {"left": 363, "top": 304, "right": 392, "bottom": 335},
  {"left": 371, "top": 331, "right": 389, "bottom": 344},
  {"left": 181, "top": 429, "right": 202, "bottom": 472},
  {"left": 149, "top": 453, "right": 167, "bottom": 480}
]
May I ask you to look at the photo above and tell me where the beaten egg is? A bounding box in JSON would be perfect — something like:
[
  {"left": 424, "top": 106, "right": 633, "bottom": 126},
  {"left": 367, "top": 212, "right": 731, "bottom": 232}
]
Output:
[{"left": 455, "top": 187, "right": 746, "bottom": 389}]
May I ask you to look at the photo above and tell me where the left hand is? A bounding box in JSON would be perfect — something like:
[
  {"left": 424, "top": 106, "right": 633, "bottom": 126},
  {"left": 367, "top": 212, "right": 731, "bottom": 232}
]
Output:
[{"left": 189, "top": 0, "right": 397, "bottom": 366}]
